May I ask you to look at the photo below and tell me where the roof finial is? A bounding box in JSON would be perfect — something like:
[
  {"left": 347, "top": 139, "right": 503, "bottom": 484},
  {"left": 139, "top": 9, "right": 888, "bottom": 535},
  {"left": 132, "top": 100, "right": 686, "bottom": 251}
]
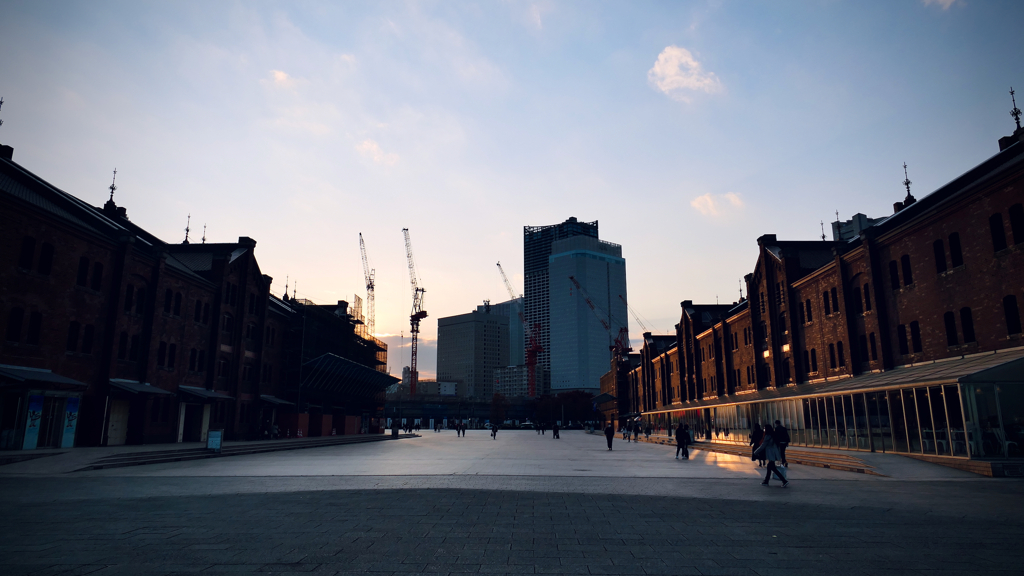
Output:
[
  {"left": 108, "top": 168, "right": 118, "bottom": 202},
  {"left": 902, "top": 163, "right": 912, "bottom": 195},
  {"left": 293, "top": 281, "right": 297, "bottom": 300},
  {"left": 738, "top": 278, "right": 743, "bottom": 300},
  {"left": 201, "top": 224, "right": 206, "bottom": 244},
  {"left": 183, "top": 214, "right": 191, "bottom": 244},
  {"left": 0, "top": 96, "right": 5, "bottom": 131},
  {"left": 1011, "top": 86, "right": 1019, "bottom": 130},
  {"left": 820, "top": 220, "right": 826, "bottom": 241},
  {"left": 835, "top": 210, "right": 840, "bottom": 223}
]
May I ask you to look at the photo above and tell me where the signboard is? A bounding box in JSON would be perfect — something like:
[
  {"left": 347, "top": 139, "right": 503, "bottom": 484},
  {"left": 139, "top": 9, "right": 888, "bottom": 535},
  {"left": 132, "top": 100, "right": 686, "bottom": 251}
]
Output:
[
  {"left": 61, "top": 397, "right": 80, "bottom": 448},
  {"left": 206, "top": 429, "right": 223, "bottom": 452},
  {"left": 22, "top": 394, "right": 44, "bottom": 450}
]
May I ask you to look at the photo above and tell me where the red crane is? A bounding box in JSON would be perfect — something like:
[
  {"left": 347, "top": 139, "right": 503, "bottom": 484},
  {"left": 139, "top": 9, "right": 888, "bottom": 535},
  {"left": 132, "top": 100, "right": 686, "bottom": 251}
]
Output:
[
  {"left": 497, "top": 262, "right": 543, "bottom": 397},
  {"left": 402, "top": 228, "right": 427, "bottom": 395},
  {"left": 569, "top": 275, "right": 631, "bottom": 359}
]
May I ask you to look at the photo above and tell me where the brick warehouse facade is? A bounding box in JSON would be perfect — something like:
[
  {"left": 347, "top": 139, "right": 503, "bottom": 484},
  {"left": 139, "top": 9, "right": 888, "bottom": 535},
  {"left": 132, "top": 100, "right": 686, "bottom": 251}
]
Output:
[
  {"left": 605, "top": 124, "right": 1024, "bottom": 473},
  {"left": 0, "top": 148, "right": 395, "bottom": 450}
]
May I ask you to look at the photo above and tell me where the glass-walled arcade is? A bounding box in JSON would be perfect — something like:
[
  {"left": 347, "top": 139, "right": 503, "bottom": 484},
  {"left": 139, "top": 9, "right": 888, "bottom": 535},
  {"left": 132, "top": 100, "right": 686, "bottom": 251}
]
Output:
[{"left": 645, "top": 382, "right": 1023, "bottom": 459}]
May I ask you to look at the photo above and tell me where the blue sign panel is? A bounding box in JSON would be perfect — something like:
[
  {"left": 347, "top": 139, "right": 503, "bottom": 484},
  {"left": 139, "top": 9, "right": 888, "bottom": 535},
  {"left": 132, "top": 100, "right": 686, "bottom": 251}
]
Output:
[
  {"left": 22, "top": 394, "right": 44, "bottom": 450},
  {"left": 206, "top": 429, "right": 222, "bottom": 452},
  {"left": 61, "top": 397, "right": 80, "bottom": 448}
]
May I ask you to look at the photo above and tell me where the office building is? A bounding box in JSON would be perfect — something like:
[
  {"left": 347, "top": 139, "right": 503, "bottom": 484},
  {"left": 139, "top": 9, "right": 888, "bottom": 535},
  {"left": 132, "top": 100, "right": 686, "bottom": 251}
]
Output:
[{"left": 436, "top": 309, "right": 509, "bottom": 398}]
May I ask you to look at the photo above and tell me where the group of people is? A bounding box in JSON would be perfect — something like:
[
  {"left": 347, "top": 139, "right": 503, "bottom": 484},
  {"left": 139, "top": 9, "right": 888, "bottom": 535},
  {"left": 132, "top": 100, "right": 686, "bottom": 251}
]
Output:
[
  {"left": 751, "top": 420, "right": 791, "bottom": 487},
  {"left": 618, "top": 421, "right": 653, "bottom": 443}
]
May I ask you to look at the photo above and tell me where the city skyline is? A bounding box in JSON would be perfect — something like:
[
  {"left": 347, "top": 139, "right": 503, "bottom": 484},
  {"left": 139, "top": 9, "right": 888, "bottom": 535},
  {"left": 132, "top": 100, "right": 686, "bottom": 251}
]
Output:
[{"left": 2, "top": 1, "right": 1023, "bottom": 380}]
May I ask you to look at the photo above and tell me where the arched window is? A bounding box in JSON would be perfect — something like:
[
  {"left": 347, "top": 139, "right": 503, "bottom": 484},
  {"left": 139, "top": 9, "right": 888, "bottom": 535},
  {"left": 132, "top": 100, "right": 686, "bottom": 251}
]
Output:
[
  {"left": 837, "top": 341, "right": 845, "bottom": 367},
  {"left": 829, "top": 343, "right": 837, "bottom": 369},
  {"left": 944, "top": 311, "right": 958, "bottom": 347},
  {"left": 810, "top": 349, "right": 818, "bottom": 372},
  {"left": 77, "top": 257, "right": 90, "bottom": 286},
  {"left": 66, "top": 321, "right": 81, "bottom": 352},
  {"left": 900, "top": 255, "right": 913, "bottom": 286},
  {"left": 164, "top": 289, "right": 173, "bottom": 313},
  {"left": 37, "top": 243, "right": 54, "bottom": 275},
  {"left": 933, "top": 239, "right": 946, "bottom": 274},
  {"left": 124, "top": 284, "right": 135, "bottom": 313},
  {"left": 990, "top": 213, "right": 1008, "bottom": 252},
  {"left": 949, "top": 232, "right": 964, "bottom": 267},
  {"left": 1004, "top": 295, "right": 1022, "bottom": 335},
  {"left": 960, "top": 308, "right": 976, "bottom": 344},
  {"left": 173, "top": 292, "right": 182, "bottom": 317},
  {"left": 6, "top": 307, "right": 24, "bottom": 342},
  {"left": 18, "top": 236, "right": 35, "bottom": 269},
  {"left": 82, "top": 325, "right": 95, "bottom": 355},
  {"left": 189, "top": 348, "right": 198, "bottom": 371},
  {"left": 90, "top": 262, "right": 104, "bottom": 290},
  {"left": 194, "top": 300, "right": 202, "bottom": 322},
  {"left": 26, "top": 312, "right": 41, "bottom": 345}
]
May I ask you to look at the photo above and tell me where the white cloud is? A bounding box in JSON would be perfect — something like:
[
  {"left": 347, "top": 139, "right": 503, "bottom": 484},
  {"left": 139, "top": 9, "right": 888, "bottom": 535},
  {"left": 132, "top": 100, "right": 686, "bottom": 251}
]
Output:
[
  {"left": 690, "top": 192, "right": 744, "bottom": 216},
  {"left": 647, "top": 46, "right": 723, "bottom": 102},
  {"left": 356, "top": 139, "right": 399, "bottom": 165},
  {"left": 266, "top": 69, "right": 296, "bottom": 89},
  {"left": 922, "top": 0, "right": 957, "bottom": 9}
]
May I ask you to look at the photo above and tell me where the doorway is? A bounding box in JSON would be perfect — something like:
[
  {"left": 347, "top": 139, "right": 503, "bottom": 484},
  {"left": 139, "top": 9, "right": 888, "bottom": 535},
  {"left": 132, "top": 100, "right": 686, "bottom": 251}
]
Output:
[
  {"left": 181, "top": 404, "right": 205, "bottom": 442},
  {"left": 37, "top": 396, "right": 66, "bottom": 449},
  {"left": 106, "top": 399, "right": 130, "bottom": 446}
]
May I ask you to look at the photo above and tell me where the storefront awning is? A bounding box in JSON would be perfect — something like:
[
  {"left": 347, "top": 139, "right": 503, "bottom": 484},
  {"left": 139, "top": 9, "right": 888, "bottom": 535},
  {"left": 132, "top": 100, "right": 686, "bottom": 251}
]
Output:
[
  {"left": 299, "top": 353, "right": 399, "bottom": 399},
  {"left": 260, "top": 394, "right": 294, "bottom": 406},
  {"left": 179, "top": 385, "right": 234, "bottom": 401},
  {"left": 110, "top": 379, "right": 174, "bottom": 395},
  {"left": 642, "top": 347, "right": 1024, "bottom": 415},
  {"left": 592, "top": 392, "right": 617, "bottom": 404},
  {"left": 0, "top": 364, "right": 88, "bottom": 391}
]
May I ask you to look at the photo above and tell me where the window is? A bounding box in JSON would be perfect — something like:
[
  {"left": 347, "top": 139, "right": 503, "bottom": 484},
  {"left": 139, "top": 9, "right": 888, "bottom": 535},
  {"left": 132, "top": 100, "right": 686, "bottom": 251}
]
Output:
[
  {"left": 173, "top": 293, "right": 182, "bottom": 317},
  {"left": 167, "top": 344, "right": 176, "bottom": 370},
  {"left": 124, "top": 285, "right": 135, "bottom": 313},
  {"left": 823, "top": 291, "right": 831, "bottom": 315},
  {"left": 798, "top": 306, "right": 805, "bottom": 325},
  {"left": 805, "top": 299, "right": 813, "bottom": 323},
  {"left": 18, "top": 236, "right": 35, "bottom": 269},
  {"left": 157, "top": 341, "right": 167, "bottom": 367},
  {"left": 242, "top": 364, "right": 252, "bottom": 383},
  {"left": 829, "top": 343, "right": 837, "bottom": 369},
  {"left": 90, "top": 263, "right": 103, "bottom": 290},
  {"left": 810, "top": 349, "right": 818, "bottom": 373},
  {"left": 869, "top": 333, "right": 878, "bottom": 361},
  {"left": 118, "top": 332, "right": 129, "bottom": 360},
  {"left": 759, "top": 291, "right": 766, "bottom": 314},
  {"left": 129, "top": 335, "right": 140, "bottom": 361},
  {"left": 782, "top": 359, "right": 791, "bottom": 383},
  {"left": 194, "top": 300, "right": 202, "bottom": 322},
  {"left": 6, "top": 307, "right": 24, "bottom": 342},
  {"left": 26, "top": 312, "right": 41, "bottom": 345},
  {"left": 944, "top": 312, "right": 958, "bottom": 347},
  {"left": 775, "top": 282, "right": 784, "bottom": 307},
  {"left": 990, "top": 213, "right": 1008, "bottom": 252},
  {"left": 898, "top": 325, "right": 909, "bottom": 355},
  {"left": 218, "top": 357, "right": 229, "bottom": 377},
  {"left": 933, "top": 240, "right": 947, "bottom": 274},
  {"left": 66, "top": 321, "right": 80, "bottom": 352},
  {"left": 223, "top": 313, "right": 233, "bottom": 334},
  {"left": 189, "top": 349, "right": 198, "bottom": 371},
  {"left": 203, "top": 303, "right": 210, "bottom": 324},
  {"left": 960, "top": 308, "right": 976, "bottom": 344},
  {"left": 37, "top": 243, "right": 54, "bottom": 275},
  {"left": 901, "top": 255, "right": 913, "bottom": 286},
  {"left": 135, "top": 288, "right": 146, "bottom": 315},
  {"left": 837, "top": 341, "right": 845, "bottom": 367},
  {"left": 889, "top": 261, "right": 900, "bottom": 291},
  {"left": 248, "top": 293, "right": 256, "bottom": 314},
  {"left": 944, "top": 232, "right": 963, "bottom": 268},
  {"left": 1004, "top": 295, "right": 1022, "bottom": 335},
  {"left": 852, "top": 286, "right": 863, "bottom": 314},
  {"left": 859, "top": 335, "right": 868, "bottom": 363},
  {"left": 164, "top": 289, "right": 173, "bottom": 314},
  {"left": 82, "top": 324, "right": 95, "bottom": 355},
  {"left": 803, "top": 350, "right": 810, "bottom": 374},
  {"left": 910, "top": 321, "right": 922, "bottom": 353},
  {"left": 831, "top": 287, "right": 839, "bottom": 313},
  {"left": 77, "top": 257, "right": 90, "bottom": 286},
  {"left": 245, "top": 323, "right": 255, "bottom": 340},
  {"left": 197, "top": 350, "right": 206, "bottom": 372},
  {"left": 863, "top": 283, "right": 872, "bottom": 311},
  {"left": 777, "top": 314, "right": 786, "bottom": 334},
  {"left": 1011, "top": 204, "right": 1024, "bottom": 245}
]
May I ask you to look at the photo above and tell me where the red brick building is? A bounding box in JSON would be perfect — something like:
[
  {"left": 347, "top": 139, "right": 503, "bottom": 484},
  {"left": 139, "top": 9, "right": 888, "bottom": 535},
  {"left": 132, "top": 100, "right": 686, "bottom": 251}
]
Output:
[
  {"left": 0, "top": 147, "right": 394, "bottom": 450},
  {"left": 605, "top": 123, "right": 1024, "bottom": 474}
]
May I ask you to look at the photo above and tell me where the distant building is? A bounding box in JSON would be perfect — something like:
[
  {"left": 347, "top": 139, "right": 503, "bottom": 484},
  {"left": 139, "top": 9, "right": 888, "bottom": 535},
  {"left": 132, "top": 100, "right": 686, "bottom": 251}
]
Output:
[
  {"left": 548, "top": 235, "right": 627, "bottom": 394},
  {"left": 476, "top": 298, "right": 524, "bottom": 367},
  {"left": 831, "top": 213, "right": 883, "bottom": 241},
  {"left": 436, "top": 309, "right": 509, "bottom": 398},
  {"left": 493, "top": 365, "right": 528, "bottom": 398}
]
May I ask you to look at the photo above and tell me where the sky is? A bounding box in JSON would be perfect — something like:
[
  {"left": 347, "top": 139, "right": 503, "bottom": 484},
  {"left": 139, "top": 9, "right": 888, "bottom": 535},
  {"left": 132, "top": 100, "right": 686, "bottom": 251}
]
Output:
[{"left": 2, "top": 0, "right": 1022, "bottom": 379}]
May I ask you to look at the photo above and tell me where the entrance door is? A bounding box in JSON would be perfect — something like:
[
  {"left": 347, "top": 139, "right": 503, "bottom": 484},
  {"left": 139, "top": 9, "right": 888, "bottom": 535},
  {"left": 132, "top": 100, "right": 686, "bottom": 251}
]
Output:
[
  {"left": 182, "top": 404, "right": 204, "bottom": 442},
  {"left": 107, "top": 400, "right": 130, "bottom": 446},
  {"left": 37, "top": 396, "right": 66, "bottom": 448}
]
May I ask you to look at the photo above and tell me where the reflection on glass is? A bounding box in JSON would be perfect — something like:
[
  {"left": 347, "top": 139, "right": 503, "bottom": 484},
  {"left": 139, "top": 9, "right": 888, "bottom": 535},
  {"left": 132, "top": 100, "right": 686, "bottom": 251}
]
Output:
[
  {"left": 904, "top": 389, "right": 922, "bottom": 453},
  {"left": 889, "top": 390, "right": 909, "bottom": 452},
  {"left": 996, "top": 384, "right": 1024, "bottom": 458},
  {"left": 843, "top": 395, "right": 857, "bottom": 449},
  {"left": 853, "top": 394, "right": 870, "bottom": 450},
  {"left": 930, "top": 386, "right": 951, "bottom": 456},
  {"left": 944, "top": 385, "right": 967, "bottom": 456},
  {"left": 807, "top": 398, "right": 819, "bottom": 446},
  {"left": 916, "top": 388, "right": 936, "bottom": 455},
  {"left": 817, "top": 397, "right": 828, "bottom": 447},
  {"left": 835, "top": 396, "right": 847, "bottom": 448},
  {"left": 826, "top": 397, "right": 839, "bottom": 447}
]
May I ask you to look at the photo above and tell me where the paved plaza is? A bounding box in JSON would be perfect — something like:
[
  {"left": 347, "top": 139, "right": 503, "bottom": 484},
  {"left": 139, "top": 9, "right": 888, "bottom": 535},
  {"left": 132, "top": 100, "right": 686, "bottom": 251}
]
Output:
[{"left": 2, "top": 431, "right": 1023, "bottom": 576}]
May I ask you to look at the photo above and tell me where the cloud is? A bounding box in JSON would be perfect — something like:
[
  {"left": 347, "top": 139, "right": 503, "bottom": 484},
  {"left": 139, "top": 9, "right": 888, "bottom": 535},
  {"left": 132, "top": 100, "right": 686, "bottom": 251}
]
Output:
[
  {"left": 647, "top": 46, "right": 723, "bottom": 102},
  {"left": 266, "top": 69, "right": 296, "bottom": 89},
  {"left": 356, "top": 139, "right": 399, "bottom": 165},
  {"left": 690, "top": 192, "right": 744, "bottom": 216},
  {"left": 922, "top": 0, "right": 956, "bottom": 9}
]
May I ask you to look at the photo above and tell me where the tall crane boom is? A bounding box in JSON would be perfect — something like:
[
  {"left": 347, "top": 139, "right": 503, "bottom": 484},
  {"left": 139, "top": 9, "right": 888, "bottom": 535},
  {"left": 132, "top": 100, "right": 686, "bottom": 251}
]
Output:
[
  {"left": 402, "top": 228, "right": 427, "bottom": 395},
  {"left": 569, "top": 276, "right": 630, "bottom": 357},
  {"left": 618, "top": 294, "right": 647, "bottom": 334},
  {"left": 497, "top": 262, "right": 542, "bottom": 397},
  {"left": 358, "top": 233, "right": 375, "bottom": 336}
]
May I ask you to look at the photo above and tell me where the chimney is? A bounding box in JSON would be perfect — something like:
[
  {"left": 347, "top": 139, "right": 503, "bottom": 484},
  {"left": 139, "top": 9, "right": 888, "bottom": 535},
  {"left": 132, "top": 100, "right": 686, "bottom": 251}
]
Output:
[
  {"left": 0, "top": 144, "right": 12, "bottom": 160},
  {"left": 337, "top": 300, "right": 348, "bottom": 316}
]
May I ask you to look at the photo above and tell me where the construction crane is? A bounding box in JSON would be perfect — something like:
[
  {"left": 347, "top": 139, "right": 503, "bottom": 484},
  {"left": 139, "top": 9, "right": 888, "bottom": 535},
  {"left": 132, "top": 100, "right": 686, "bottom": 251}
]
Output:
[
  {"left": 402, "top": 228, "right": 427, "bottom": 395},
  {"left": 569, "top": 276, "right": 631, "bottom": 358},
  {"left": 497, "top": 262, "right": 543, "bottom": 397},
  {"left": 618, "top": 294, "right": 648, "bottom": 333},
  {"left": 358, "top": 233, "right": 375, "bottom": 337}
]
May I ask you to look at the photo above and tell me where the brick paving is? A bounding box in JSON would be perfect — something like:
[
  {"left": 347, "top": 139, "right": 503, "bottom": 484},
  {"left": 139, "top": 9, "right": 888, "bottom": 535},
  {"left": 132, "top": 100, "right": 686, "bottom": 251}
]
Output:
[{"left": 1, "top": 431, "right": 1022, "bottom": 575}]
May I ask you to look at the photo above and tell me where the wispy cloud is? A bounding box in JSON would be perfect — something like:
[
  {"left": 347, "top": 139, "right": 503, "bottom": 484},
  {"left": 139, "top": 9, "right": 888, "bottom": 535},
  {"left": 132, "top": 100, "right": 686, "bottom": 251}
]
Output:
[
  {"left": 357, "top": 139, "right": 399, "bottom": 165},
  {"left": 922, "top": 0, "right": 957, "bottom": 9},
  {"left": 690, "top": 192, "right": 743, "bottom": 216},
  {"left": 648, "top": 46, "right": 723, "bottom": 102}
]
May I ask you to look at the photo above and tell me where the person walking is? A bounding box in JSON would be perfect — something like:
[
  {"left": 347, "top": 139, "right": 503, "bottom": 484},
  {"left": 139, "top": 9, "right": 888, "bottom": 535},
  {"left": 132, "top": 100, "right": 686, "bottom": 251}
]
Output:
[
  {"left": 552, "top": 422, "right": 560, "bottom": 439},
  {"left": 604, "top": 423, "right": 614, "bottom": 450},
  {"left": 632, "top": 423, "right": 640, "bottom": 443},
  {"left": 675, "top": 423, "right": 691, "bottom": 459},
  {"left": 774, "top": 420, "right": 791, "bottom": 467},
  {"left": 750, "top": 424, "right": 765, "bottom": 467},
  {"left": 491, "top": 423, "right": 498, "bottom": 440},
  {"left": 644, "top": 424, "right": 652, "bottom": 440},
  {"left": 753, "top": 423, "right": 789, "bottom": 487}
]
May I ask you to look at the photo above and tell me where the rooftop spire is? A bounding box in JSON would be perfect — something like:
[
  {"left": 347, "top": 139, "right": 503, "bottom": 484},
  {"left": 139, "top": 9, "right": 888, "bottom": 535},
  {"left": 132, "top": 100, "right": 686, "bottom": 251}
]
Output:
[
  {"left": 901, "top": 162, "right": 917, "bottom": 209},
  {"left": 820, "top": 220, "right": 826, "bottom": 241},
  {"left": 183, "top": 214, "right": 191, "bottom": 244},
  {"left": 1012, "top": 87, "right": 1022, "bottom": 131},
  {"left": 201, "top": 224, "right": 207, "bottom": 244},
  {"left": 0, "top": 96, "right": 5, "bottom": 131},
  {"left": 108, "top": 168, "right": 118, "bottom": 202}
]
